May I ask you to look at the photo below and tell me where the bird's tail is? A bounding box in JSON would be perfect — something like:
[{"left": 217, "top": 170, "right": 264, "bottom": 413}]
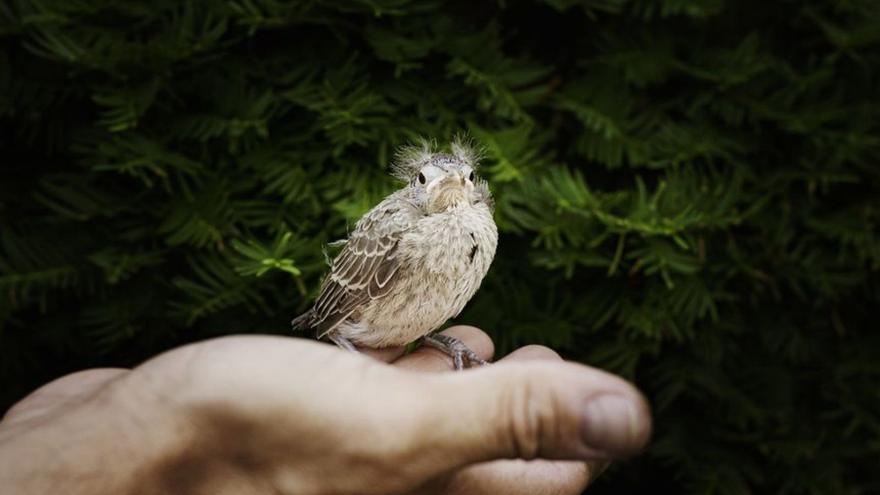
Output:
[{"left": 291, "top": 310, "right": 314, "bottom": 331}]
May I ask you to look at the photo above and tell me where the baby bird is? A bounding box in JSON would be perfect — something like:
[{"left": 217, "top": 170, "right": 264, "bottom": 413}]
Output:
[{"left": 292, "top": 139, "right": 498, "bottom": 369}]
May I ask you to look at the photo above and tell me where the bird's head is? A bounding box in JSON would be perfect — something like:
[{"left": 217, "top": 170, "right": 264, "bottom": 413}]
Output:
[{"left": 393, "top": 138, "right": 491, "bottom": 215}]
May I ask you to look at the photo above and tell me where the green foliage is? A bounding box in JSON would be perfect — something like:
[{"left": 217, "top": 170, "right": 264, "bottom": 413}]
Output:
[{"left": 1, "top": 0, "right": 879, "bottom": 493}]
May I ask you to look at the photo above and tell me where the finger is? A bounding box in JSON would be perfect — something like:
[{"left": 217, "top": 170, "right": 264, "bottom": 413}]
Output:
[
  {"left": 442, "top": 460, "right": 593, "bottom": 495},
  {"left": 392, "top": 325, "right": 494, "bottom": 371},
  {"left": 498, "top": 344, "right": 611, "bottom": 482},
  {"left": 2, "top": 368, "right": 129, "bottom": 424},
  {"left": 499, "top": 344, "right": 562, "bottom": 362},
  {"left": 306, "top": 335, "right": 406, "bottom": 363},
  {"left": 439, "top": 345, "right": 607, "bottom": 495},
  {"left": 358, "top": 345, "right": 407, "bottom": 363},
  {"left": 408, "top": 358, "right": 652, "bottom": 476}
]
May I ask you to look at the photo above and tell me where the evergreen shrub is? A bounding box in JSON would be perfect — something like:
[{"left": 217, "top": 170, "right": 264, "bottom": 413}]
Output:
[{"left": 1, "top": 1, "right": 878, "bottom": 492}]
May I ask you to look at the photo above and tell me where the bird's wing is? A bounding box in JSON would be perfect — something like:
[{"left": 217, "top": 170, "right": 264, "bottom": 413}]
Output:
[{"left": 311, "top": 196, "right": 421, "bottom": 337}]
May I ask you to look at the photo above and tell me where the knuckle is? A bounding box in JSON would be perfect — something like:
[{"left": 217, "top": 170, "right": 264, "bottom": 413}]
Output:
[{"left": 496, "top": 368, "right": 559, "bottom": 460}]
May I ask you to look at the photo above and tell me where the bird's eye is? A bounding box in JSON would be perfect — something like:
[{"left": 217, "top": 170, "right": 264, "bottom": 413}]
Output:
[
  {"left": 468, "top": 171, "right": 475, "bottom": 182},
  {"left": 418, "top": 172, "right": 426, "bottom": 184}
]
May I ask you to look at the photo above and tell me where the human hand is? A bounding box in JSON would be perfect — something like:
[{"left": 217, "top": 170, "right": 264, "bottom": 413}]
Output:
[{"left": 0, "top": 326, "right": 651, "bottom": 495}]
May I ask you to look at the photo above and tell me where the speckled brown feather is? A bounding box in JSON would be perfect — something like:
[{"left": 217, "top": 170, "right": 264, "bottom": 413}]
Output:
[{"left": 300, "top": 194, "right": 423, "bottom": 337}]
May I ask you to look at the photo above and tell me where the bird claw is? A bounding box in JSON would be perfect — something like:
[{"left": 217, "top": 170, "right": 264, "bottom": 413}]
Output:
[{"left": 422, "top": 333, "right": 488, "bottom": 370}]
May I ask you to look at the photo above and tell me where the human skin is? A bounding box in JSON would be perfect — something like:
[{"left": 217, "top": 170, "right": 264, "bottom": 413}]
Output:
[{"left": 0, "top": 326, "right": 652, "bottom": 495}]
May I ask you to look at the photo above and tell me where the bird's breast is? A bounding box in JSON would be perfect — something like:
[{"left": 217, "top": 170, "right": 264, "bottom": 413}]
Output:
[{"left": 401, "top": 205, "right": 497, "bottom": 277}]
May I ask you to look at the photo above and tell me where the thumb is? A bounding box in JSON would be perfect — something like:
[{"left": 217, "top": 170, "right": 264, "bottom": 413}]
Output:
[{"left": 413, "top": 360, "right": 652, "bottom": 470}]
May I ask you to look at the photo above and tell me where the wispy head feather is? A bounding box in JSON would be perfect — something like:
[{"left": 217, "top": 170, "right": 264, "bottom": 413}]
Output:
[
  {"left": 391, "top": 135, "right": 484, "bottom": 182},
  {"left": 450, "top": 133, "right": 485, "bottom": 166},
  {"left": 391, "top": 138, "right": 436, "bottom": 181}
]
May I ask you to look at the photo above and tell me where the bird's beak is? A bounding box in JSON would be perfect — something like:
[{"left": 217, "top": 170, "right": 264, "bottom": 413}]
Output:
[
  {"left": 427, "top": 171, "right": 471, "bottom": 212},
  {"left": 444, "top": 170, "right": 465, "bottom": 186}
]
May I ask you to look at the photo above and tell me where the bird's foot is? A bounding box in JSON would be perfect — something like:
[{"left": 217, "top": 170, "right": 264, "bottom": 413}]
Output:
[
  {"left": 329, "top": 334, "right": 358, "bottom": 352},
  {"left": 422, "top": 333, "right": 488, "bottom": 370}
]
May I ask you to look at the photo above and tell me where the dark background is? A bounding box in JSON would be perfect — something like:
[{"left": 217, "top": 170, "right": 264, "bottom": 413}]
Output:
[{"left": 1, "top": 0, "right": 879, "bottom": 493}]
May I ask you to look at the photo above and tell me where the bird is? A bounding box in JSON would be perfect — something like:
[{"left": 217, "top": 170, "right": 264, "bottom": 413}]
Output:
[{"left": 292, "top": 138, "right": 498, "bottom": 369}]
